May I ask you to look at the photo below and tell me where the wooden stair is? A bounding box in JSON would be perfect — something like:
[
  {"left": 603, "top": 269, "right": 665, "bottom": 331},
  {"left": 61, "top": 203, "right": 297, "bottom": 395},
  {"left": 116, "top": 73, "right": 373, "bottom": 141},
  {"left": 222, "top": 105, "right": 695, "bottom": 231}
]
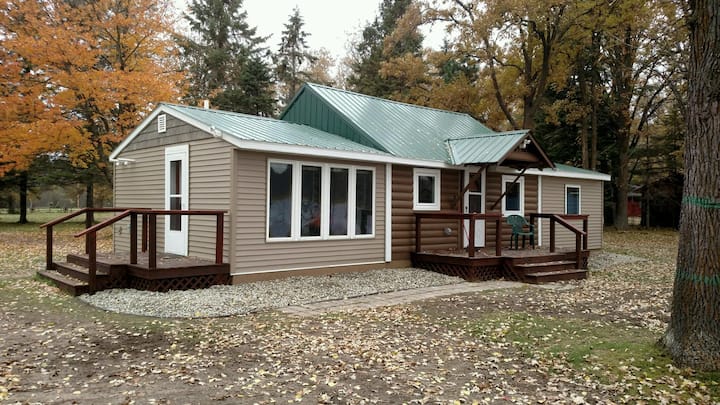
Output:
[
  {"left": 37, "top": 254, "right": 119, "bottom": 296},
  {"left": 508, "top": 252, "right": 589, "bottom": 283},
  {"left": 37, "top": 268, "right": 90, "bottom": 296}
]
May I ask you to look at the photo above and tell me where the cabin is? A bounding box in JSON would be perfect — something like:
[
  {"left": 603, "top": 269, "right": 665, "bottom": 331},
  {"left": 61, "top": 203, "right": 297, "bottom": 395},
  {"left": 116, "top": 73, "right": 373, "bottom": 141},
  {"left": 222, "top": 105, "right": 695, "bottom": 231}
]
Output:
[{"left": 38, "top": 83, "right": 611, "bottom": 295}]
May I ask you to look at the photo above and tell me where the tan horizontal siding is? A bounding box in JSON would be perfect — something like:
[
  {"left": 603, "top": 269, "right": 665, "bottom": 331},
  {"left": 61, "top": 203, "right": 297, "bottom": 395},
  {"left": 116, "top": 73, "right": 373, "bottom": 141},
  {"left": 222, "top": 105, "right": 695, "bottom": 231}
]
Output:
[
  {"left": 539, "top": 177, "right": 603, "bottom": 250},
  {"left": 113, "top": 126, "right": 233, "bottom": 262},
  {"left": 232, "top": 150, "right": 386, "bottom": 274},
  {"left": 391, "top": 165, "right": 461, "bottom": 261}
]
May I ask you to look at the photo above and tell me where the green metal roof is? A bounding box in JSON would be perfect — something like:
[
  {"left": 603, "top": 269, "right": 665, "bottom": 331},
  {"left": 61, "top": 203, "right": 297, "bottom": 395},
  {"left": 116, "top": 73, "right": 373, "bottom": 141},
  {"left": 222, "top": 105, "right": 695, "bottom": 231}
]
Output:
[
  {"left": 446, "top": 130, "right": 529, "bottom": 165},
  {"left": 161, "top": 103, "right": 390, "bottom": 156},
  {"left": 283, "top": 83, "right": 495, "bottom": 162},
  {"left": 553, "top": 164, "right": 610, "bottom": 177}
]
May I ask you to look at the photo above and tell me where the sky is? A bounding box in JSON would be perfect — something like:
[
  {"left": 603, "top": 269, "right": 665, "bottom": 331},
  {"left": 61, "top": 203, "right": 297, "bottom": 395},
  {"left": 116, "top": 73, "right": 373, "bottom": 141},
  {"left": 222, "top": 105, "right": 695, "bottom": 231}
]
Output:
[
  {"left": 175, "top": 0, "right": 448, "bottom": 61},
  {"left": 243, "top": 0, "right": 378, "bottom": 59}
]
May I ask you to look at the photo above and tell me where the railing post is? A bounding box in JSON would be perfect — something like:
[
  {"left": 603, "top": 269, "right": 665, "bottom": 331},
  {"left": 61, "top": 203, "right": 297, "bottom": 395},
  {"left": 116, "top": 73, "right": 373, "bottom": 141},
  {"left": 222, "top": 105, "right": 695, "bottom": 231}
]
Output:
[
  {"left": 130, "top": 213, "right": 138, "bottom": 265},
  {"left": 583, "top": 217, "right": 588, "bottom": 250},
  {"left": 88, "top": 232, "right": 97, "bottom": 294},
  {"left": 495, "top": 217, "right": 502, "bottom": 257},
  {"left": 549, "top": 217, "right": 556, "bottom": 253},
  {"left": 415, "top": 215, "right": 422, "bottom": 253},
  {"left": 215, "top": 213, "right": 224, "bottom": 264},
  {"left": 575, "top": 234, "right": 582, "bottom": 269},
  {"left": 468, "top": 214, "right": 476, "bottom": 258},
  {"left": 85, "top": 210, "right": 94, "bottom": 254},
  {"left": 141, "top": 214, "right": 148, "bottom": 253},
  {"left": 46, "top": 225, "right": 54, "bottom": 270},
  {"left": 148, "top": 214, "right": 157, "bottom": 269}
]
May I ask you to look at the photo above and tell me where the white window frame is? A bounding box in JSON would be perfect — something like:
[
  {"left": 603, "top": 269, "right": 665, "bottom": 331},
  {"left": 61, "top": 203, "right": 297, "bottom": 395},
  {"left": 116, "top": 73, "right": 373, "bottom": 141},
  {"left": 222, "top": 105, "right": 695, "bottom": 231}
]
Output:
[
  {"left": 565, "top": 184, "right": 582, "bottom": 215},
  {"left": 266, "top": 159, "right": 376, "bottom": 241},
  {"left": 413, "top": 168, "right": 441, "bottom": 211},
  {"left": 501, "top": 175, "right": 525, "bottom": 217},
  {"left": 157, "top": 114, "right": 167, "bottom": 133}
]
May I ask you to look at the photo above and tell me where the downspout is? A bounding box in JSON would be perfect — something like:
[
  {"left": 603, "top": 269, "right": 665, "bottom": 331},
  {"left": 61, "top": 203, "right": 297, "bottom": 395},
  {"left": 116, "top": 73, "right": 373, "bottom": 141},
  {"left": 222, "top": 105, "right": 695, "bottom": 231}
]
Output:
[{"left": 385, "top": 163, "right": 392, "bottom": 262}]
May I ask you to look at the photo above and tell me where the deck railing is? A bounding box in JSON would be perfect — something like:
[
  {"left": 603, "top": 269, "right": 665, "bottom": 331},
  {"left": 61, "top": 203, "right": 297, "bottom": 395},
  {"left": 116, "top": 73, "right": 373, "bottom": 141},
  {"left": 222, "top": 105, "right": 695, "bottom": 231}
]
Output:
[
  {"left": 414, "top": 212, "right": 503, "bottom": 257},
  {"left": 529, "top": 213, "right": 588, "bottom": 266},
  {"left": 413, "top": 211, "right": 589, "bottom": 265},
  {"left": 42, "top": 208, "right": 226, "bottom": 293}
]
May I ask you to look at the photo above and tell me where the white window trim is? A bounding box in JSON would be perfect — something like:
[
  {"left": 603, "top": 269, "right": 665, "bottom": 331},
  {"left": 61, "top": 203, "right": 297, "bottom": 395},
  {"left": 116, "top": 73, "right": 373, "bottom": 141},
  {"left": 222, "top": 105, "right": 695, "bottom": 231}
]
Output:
[
  {"left": 266, "top": 159, "right": 376, "bottom": 241},
  {"left": 157, "top": 114, "right": 167, "bottom": 133},
  {"left": 501, "top": 175, "right": 525, "bottom": 217},
  {"left": 565, "top": 184, "right": 582, "bottom": 215},
  {"left": 413, "top": 168, "right": 441, "bottom": 211}
]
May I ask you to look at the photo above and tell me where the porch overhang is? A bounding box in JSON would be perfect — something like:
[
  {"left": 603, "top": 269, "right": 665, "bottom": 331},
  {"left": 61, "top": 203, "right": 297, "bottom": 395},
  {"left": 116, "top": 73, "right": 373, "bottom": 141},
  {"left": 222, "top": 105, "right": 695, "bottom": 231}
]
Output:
[{"left": 446, "top": 130, "right": 555, "bottom": 170}]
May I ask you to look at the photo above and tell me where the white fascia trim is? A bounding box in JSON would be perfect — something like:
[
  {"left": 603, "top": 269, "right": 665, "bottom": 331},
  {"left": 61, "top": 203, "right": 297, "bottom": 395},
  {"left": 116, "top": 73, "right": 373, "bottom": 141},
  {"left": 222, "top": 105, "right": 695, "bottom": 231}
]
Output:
[
  {"left": 537, "top": 176, "right": 542, "bottom": 246},
  {"left": 385, "top": 163, "right": 392, "bottom": 262},
  {"left": 230, "top": 260, "right": 386, "bottom": 276},
  {"left": 110, "top": 105, "right": 457, "bottom": 169},
  {"left": 490, "top": 166, "right": 611, "bottom": 182}
]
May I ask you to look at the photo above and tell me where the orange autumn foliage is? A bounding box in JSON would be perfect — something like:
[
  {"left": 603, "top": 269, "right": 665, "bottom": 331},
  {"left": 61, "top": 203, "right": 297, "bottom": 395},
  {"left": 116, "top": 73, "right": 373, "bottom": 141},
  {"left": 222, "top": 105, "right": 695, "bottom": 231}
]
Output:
[{"left": 0, "top": 0, "right": 182, "bottom": 177}]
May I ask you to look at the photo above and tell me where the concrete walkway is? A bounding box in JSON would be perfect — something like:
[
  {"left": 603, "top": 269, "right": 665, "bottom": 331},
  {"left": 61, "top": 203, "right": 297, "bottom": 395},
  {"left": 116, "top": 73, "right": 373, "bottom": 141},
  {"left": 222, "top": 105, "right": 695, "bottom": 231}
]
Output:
[{"left": 279, "top": 280, "right": 524, "bottom": 317}]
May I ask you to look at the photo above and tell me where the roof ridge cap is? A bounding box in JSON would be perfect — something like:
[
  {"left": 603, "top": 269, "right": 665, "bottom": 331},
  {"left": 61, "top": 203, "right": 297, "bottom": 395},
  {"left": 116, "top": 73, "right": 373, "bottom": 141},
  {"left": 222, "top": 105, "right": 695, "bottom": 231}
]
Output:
[
  {"left": 306, "top": 83, "right": 475, "bottom": 118},
  {"left": 161, "top": 102, "right": 283, "bottom": 123}
]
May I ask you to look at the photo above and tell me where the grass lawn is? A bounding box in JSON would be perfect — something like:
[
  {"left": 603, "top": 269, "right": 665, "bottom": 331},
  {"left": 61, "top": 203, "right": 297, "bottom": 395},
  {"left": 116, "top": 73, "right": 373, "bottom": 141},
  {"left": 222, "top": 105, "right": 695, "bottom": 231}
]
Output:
[{"left": 0, "top": 225, "right": 718, "bottom": 403}]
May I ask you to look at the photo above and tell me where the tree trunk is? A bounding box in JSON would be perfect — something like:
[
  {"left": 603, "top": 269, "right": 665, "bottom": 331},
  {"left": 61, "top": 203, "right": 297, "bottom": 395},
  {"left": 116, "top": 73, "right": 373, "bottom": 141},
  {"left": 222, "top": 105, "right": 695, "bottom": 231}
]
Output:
[
  {"left": 85, "top": 180, "right": 94, "bottom": 209},
  {"left": 614, "top": 130, "right": 630, "bottom": 229},
  {"left": 18, "top": 171, "right": 28, "bottom": 224},
  {"left": 662, "top": 0, "right": 720, "bottom": 371}
]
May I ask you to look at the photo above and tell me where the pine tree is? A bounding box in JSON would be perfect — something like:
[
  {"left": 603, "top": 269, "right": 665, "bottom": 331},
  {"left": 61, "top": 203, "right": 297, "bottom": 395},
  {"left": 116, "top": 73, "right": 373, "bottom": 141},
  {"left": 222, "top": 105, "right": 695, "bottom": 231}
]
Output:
[
  {"left": 182, "top": 0, "right": 275, "bottom": 115},
  {"left": 347, "top": 0, "right": 423, "bottom": 98},
  {"left": 275, "top": 7, "right": 315, "bottom": 106}
]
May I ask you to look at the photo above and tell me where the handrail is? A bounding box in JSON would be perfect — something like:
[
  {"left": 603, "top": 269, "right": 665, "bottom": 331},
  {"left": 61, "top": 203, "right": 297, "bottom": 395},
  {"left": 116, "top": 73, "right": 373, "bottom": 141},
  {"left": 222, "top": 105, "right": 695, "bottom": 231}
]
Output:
[
  {"left": 41, "top": 207, "right": 140, "bottom": 272},
  {"left": 414, "top": 211, "right": 503, "bottom": 257},
  {"left": 40, "top": 207, "right": 133, "bottom": 228},
  {"left": 529, "top": 213, "right": 589, "bottom": 268},
  {"left": 76, "top": 209, "right": 225, "bottom": 293}
]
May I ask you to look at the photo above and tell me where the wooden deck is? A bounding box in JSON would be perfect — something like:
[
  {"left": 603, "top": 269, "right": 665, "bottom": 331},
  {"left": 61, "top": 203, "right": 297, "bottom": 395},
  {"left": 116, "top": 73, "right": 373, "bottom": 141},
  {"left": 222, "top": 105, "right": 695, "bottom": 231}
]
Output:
[
  {"left": 38, "top": 252, "right": 230, "bottom": 296},
  {"left": 38, "top": 208, "right": 230, "bottom": 296},
  {"left": 412, "top": 247, "right": 589, "bottom": 283}
]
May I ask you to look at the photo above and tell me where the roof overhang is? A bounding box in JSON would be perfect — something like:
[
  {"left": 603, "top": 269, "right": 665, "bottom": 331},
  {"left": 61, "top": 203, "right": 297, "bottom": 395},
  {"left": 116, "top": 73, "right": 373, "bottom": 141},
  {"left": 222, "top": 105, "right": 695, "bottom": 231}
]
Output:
[
  {"left": 446, "top": 130, "right": 555, "bottom": 169},
  {"left": 109, "top": 104, "right": 460, "bottom": 169}
]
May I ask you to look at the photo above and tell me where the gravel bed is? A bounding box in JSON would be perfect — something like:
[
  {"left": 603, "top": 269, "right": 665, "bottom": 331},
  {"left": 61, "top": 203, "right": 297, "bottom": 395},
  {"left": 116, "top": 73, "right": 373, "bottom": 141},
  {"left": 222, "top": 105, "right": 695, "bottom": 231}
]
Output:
[
  {"left": 79, "top": 268, "right": 465, "bottom": 318},
  {"left": 80, "top": 252, "right": 645, "bottom": 319},
  {"left": 587, "top": 251, "right": 646, "bottom": 270}
]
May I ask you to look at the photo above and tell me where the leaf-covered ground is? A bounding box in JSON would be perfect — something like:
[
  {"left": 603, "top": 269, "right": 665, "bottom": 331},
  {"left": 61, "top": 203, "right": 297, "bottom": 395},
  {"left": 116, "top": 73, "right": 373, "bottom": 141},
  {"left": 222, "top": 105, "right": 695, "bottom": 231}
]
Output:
[{"left": 1, "top": 225, "right": 718, "bottom": 403}]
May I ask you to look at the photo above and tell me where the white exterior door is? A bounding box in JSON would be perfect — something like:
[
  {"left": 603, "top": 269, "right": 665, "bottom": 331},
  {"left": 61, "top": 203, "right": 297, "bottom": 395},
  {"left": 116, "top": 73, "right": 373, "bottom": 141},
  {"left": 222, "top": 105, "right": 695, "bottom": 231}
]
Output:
[
  {"left": 463, "top": 167, "right": 485, "bottom": 248},
  {"left": 164, "top": 145, "right": 189, "bottom": 255}
]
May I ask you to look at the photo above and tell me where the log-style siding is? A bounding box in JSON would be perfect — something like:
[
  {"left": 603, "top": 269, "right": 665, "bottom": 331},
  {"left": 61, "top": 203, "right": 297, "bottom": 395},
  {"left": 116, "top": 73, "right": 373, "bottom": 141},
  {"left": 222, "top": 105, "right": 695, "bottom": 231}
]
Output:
[
  {"left": 113, "top": 115, "right": 233, "bottom": 262},
  {"left": 391, "top": 165, "right": 461, "bottom": 263},
  {"left": 231, "top": 150, "right": 386, "bottom": 274},
  {"left": 539, "top": 176, "right": 603, "bottom": 249}
]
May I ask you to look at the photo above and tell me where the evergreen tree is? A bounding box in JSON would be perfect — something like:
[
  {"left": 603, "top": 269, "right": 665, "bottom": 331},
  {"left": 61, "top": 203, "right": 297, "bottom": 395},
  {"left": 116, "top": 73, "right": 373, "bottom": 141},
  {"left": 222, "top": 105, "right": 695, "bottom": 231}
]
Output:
[
  {"left": 182, "top": 0, "right": 275, "bottom": 115},
  {"left": 275, "top": 7, "right": 315, "bottom": 106},
  {"left": 347, "top": 0, "right": 423, "bottom": 97}
]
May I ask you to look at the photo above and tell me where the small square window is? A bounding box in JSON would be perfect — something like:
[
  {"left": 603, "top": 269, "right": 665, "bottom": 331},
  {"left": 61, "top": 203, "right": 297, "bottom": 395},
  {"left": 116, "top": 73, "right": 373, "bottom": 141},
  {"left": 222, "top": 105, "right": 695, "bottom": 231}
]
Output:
[
  {"left": 566, "top": 186, "right": 581, "bottom": 215},
  {"left": 501, "top": 175, "right": 524, "bottom": 217},
  {"left": 413, "top": 168, "right": 441, "bottom": 210},
  {"left": 157, "top": 114, "right": 167, "bottom": 133}
]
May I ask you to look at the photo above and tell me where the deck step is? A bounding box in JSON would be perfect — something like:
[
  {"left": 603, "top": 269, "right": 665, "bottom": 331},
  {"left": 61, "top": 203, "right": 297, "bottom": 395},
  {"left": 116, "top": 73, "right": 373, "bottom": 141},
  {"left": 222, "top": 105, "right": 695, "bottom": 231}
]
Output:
[
  {"left": 515, "top": 260, "right": 578, "bottom": 273},
  {"left": 55, "top": 261, "right": 109, "bottom": 282},
  {"left": 37, "top": 269, "right": 89, "bottom": 296},
  {"left": 524, "top": 269, "right": 588, "bottom": 284}
]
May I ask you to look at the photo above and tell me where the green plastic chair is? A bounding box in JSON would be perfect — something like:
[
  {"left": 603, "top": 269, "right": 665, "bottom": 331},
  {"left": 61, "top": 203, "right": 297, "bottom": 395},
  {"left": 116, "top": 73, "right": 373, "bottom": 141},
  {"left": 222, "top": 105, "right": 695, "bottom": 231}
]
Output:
[{"left": 507, "top": 215, "right": 535, "bottom": 249}]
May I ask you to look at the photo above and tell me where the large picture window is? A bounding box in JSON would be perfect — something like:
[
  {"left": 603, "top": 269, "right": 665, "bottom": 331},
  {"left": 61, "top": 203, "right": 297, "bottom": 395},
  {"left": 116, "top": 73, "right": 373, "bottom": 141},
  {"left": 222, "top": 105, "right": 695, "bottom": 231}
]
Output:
[
  {"left": 501, "top": 175, "right": 525, "bottom": 217},
  {"left": 267, "top": 160, "right": 375, "bottom": 240},
  {"left": 268, "top": 163, "right": 293, "bottom": 238},
  {"left": 565, "top": 185, "right": 581, "bottom": 215},
  {"left": 413, "top": 168, "right": 441, "bottom": 210}
]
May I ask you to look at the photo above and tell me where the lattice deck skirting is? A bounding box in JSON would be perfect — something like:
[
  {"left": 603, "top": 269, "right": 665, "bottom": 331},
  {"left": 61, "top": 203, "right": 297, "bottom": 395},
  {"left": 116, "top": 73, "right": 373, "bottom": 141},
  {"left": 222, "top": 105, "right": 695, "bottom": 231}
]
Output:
[{"left": 127, "top": 273, "right": 230, "bottom": 292}]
